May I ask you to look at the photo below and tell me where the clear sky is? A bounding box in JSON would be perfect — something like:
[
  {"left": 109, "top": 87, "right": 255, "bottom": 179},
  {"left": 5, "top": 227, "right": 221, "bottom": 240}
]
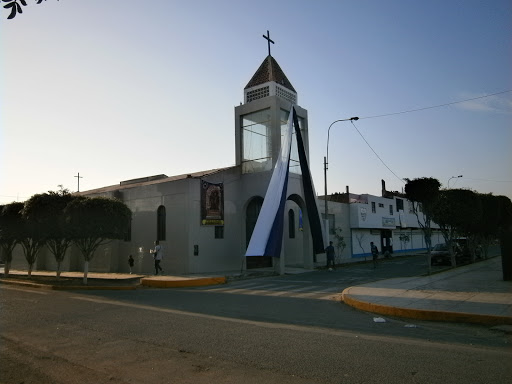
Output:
[{"left": 1, "top": 0, "right": 511, "bottom": 204}]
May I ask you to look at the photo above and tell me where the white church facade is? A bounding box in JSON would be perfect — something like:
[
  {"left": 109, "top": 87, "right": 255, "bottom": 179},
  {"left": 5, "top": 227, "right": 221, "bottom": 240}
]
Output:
[{"left": 51, "top": 53, "right": 323, "bottom": 275}]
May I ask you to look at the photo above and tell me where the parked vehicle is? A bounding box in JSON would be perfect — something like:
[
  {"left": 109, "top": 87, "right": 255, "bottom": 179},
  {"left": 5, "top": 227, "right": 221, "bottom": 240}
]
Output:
[
  {"left": 431, "top": 239, "right": 482, "bottom": 266},
  {"left": 431, "top": 243, "right": 451, "bottom": 265}
]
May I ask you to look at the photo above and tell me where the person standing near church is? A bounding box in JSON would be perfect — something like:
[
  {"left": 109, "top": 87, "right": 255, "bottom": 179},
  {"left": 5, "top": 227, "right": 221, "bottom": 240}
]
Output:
[
  {"left": 371, "top": 242, "right": 379, "bottom": 268},
  {"left": 128, "top": 254, "right": 134, "bottom": 274},
  {"left": 151, "top": 241, "right": 163, "bottom": 275},
  {"left": 325, "top": 241, "right": 335, "bottom": 270}
]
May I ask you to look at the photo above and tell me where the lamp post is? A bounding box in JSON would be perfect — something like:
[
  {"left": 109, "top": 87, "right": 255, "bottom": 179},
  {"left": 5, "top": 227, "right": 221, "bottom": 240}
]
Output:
[
  {"left": 447, "top": 175, "right": 463, "bottom": 189},
  {"left": 324, "top": 117, "right": 359, "bottom": 241}
]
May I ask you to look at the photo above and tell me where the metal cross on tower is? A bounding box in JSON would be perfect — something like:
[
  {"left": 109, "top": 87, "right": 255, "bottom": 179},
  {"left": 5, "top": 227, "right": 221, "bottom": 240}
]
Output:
[{"left": 262, "top": 30, "right": 274, "bottom": 56}]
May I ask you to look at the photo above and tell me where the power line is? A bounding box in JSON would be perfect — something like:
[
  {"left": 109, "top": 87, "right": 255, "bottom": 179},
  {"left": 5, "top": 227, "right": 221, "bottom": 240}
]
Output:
[
  {"left": 359, "top": 89, "right": 512, "bottom": 120},
  {"left": 350, "top": 121, "right": 404, "bottom": 184}
]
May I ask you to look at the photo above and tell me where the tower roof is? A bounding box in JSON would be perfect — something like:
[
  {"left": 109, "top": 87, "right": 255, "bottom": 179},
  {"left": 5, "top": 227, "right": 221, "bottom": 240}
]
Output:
[{"left": 245, "top": 55, "right": 296, "bottom": 93}]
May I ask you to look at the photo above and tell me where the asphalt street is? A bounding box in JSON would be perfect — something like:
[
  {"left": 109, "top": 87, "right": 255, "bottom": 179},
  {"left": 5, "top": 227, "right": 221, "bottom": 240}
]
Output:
[{"left": 2, "top": 254, "right": 511, "bottom": 384}]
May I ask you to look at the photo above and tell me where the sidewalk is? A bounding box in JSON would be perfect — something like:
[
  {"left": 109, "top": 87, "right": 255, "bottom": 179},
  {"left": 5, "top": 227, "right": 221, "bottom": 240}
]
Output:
[
  {"left": 342, "top": 256, "right": 512, "bottom": 326},
  {"left": 0, "top": 269, "right": 227, "bottom": 290}
]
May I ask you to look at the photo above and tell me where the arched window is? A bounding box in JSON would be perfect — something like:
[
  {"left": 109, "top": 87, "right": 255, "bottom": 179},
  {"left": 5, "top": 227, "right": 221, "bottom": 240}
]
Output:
[
  {"left": 157, "top": 205, "right": 166, "bottom": 241},
  {"left": 288, "top": 209, "right": 295, "bottom": 239}
]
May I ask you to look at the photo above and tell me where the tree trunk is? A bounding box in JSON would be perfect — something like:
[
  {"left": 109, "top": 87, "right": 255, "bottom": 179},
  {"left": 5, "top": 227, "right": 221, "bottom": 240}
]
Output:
[
  {"left": 83, "top": 261, "right": 89, "bottom": 285},
  {"left": 501, "top": 226, "right": 512, "bottom": 281},
  {"left": 424, "top": 231, "right": 432, "bottom": 275},
  {"left": 28, "top": 264, "right": 33, "bottom": 278},
  {"left": 4, "top": 261, "right": 10, "bottom": 277},
  {"left": 56, "top": 261, "right": 61, "bottom": 278}
]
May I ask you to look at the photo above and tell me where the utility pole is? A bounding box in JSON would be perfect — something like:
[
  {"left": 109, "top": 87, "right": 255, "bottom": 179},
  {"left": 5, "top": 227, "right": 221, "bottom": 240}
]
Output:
[{"left": 75, "top": 172, "right": 83, "bottom": 192}]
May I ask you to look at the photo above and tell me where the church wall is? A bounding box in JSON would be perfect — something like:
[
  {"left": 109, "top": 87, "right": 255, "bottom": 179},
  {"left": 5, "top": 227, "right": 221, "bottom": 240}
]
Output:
[{"left": 186, "top": 168, "right": 246, "bottom": 274}]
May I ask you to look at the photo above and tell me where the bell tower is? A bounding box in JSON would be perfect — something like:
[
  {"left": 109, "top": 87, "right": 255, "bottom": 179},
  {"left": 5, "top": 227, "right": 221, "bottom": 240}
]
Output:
[{"left": 234, "top": 32, "right": 309, "bottom": 175}]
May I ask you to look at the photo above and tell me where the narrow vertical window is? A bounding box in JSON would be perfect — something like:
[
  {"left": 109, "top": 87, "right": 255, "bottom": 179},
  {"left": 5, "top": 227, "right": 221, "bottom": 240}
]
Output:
[
  {"left": 215, "top": 226, "right": 224, "bottom": 239},
  {"left": 157, "top": 205, "right": 166, "bottom": 241},
  {"left": 371, "top": 202, "right": 376, "bottom": 213},
  {"left": 389, "top": 205, "right": 393, "bottom": 216},
  {"left": 288, "top": 209, "right": 295, "bottom": 239}
]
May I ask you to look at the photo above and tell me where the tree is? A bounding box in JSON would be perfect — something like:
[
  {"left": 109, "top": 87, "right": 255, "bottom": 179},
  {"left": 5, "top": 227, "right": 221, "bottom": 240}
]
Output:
[
  {"left": 496, "top": 195, "right": 512, "bottom": 281},
  {"left": 0, "top": 202, "right": 24, "bottom": 276},
  {"left": 468, "top": 193, "right": 500, "bottom": 260},
  {"left": 65, "top": 196, "right": 131, "bottom": 284},
  {"left": 431, "top": 189, "right": 482, "bottom": 267},
  {"left": 23, "top": 190, "right": 75, "bottom": 278},
  {"left": 3, "top": 0, "right": 57, "bottom": 20},
  {"left": 404, "top": 177, "right": 441, "bottom": 273},
  {"left": 20, "top": 196, "right": 48, "bottom": 277}
]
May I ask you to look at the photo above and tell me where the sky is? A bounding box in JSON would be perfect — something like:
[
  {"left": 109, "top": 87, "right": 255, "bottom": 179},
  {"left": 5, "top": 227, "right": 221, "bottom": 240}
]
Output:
[{"left": 1, "top": 0, "right": 511, "bottom": 204}]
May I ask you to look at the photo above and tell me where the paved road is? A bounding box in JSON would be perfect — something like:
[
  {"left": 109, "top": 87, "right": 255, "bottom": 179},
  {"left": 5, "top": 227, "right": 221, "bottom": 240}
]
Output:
[{"left": 2, "top": 254, "right": 510, "bottom": 384}]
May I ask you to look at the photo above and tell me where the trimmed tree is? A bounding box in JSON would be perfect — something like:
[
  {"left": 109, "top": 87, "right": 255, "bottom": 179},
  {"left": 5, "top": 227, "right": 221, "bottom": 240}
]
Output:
[
  {"left": 23, "top": 191, "right": 75, "bottom": 278},
  {"left": 20, "top": 196, "right": 48, "bottom": 277},
  {"left": 496, "top": 195, "right": 512, "bottom": 281},
  {"left": 431, "top": 189, "right": 481, "bottom": 267},
  {"left": 469, "top": 193, "right": 500, "bottom": 260},
  {"left": 65, "top": 196, "right": 131, "bottom": 284},
  {"left": 0, "top": 202, "right": 24, "bottom": 276},
  {"left": 404, "top": 177, "right": 441, "bottom": 274}
]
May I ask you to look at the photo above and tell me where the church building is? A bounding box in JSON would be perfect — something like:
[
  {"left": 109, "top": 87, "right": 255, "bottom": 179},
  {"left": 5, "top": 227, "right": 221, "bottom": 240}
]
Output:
[{"left": 59, "top": 47, "right": 326, "bottom": 275}]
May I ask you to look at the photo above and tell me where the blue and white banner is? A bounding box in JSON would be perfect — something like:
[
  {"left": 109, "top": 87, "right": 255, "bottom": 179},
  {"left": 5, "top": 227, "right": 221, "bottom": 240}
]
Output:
[
  {"left": 292, "top": 109, "right": 326, "bottom": 254},
  {"left": 245, "top": 106, "right": 294, "bottom": 258}
]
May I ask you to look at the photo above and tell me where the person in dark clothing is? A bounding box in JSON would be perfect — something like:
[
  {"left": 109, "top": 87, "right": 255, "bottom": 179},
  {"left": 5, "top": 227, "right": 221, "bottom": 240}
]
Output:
[
  {"left": 325, "top": 241, "right": 335, "bottom": 270},
  {"left": 371, "top": 242, "right": 379, "bottom": 268},
  {"left": 128, "top": 255, "right": 134, "bottom": 274}
]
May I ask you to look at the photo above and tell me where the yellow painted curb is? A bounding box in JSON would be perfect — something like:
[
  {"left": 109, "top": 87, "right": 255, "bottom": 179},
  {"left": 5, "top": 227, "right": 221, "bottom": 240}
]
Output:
[
  {"left": 141, "top": 276, "right": 226, "bottom": 288},
  {"left": 342, "top": 287, "right": 512, "bottom": 326}
]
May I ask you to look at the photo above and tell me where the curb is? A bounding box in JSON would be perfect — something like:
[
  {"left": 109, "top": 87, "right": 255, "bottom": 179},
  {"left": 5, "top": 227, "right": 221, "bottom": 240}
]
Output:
[
  {"left": 140, "top": 276, "right": 226, "bottom": 288},
  {"left": 341, "top": 287, "right": 512, "bottom": 326}
]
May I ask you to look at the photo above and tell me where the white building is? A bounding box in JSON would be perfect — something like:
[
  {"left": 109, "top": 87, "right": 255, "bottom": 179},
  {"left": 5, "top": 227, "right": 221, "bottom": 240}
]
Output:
[{"left": 320, "top": 180, "right": 444, "bottom": 263}]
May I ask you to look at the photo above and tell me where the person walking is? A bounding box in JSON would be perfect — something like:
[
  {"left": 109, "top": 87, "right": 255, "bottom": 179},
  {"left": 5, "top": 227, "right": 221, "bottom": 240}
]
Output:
[
  {"left": 325, "top": 241, "right": 336, "bottom": 270},
  {"left": 371, "top": 242, "right": 379, "bottom": 268},
  {"left": 128, "top": 255, "right": 134, "bottom": 274},
  {"left": 151, "top": 241, "right": 163, "bottom": 275}
]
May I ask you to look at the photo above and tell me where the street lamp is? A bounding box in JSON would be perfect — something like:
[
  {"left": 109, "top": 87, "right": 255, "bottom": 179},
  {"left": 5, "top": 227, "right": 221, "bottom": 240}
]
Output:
[
  {"left": 324, "top": 117, "right": 359, "bottom": 240},
  {"left": 447, "top": 175, "right": 463, "bottom": 189}
]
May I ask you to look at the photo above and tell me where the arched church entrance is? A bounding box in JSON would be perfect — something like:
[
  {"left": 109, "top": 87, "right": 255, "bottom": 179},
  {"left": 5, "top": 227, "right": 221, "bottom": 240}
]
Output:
[
  {"left": 244, "top": 194, "right": 313, "bottom": 270},
  {"left": 245, "top": 197, "right": 272, "bottom": 269},
  {"left": 284, "top": 194, "right": 311, "bottom": 268}
]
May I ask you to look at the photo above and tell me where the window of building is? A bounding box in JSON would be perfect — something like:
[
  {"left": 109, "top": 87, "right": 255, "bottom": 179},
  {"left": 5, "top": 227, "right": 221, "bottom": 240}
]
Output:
[
  {"left": 378, "top": 203, "right": 384, "bottom": 208},
  {"left": 371, "top": 202, "right": 376, "bottom": 213},
  {"left": 157, "top": 205, "right": 166, "bottom": 241},
  {"left": 241, "top": 109, "right": 272, "bottom": 174},
  {"left": 396, "top": 198, "right": 404, "bottom": 212},
  {"left": 214, "top": 226, "right": 224, "bottom": 239},
  {"left": 288, "top": 209, "right": 295, "bottom": 238},
  {"left": 389, "top": 205, "right": 394, "bottom": 216}
]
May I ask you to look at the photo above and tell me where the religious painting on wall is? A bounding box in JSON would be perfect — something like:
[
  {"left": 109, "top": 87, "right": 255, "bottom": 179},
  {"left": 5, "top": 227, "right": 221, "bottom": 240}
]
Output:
[{"left": 201, "top": 180, "right": 224, "bottom": 225}]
